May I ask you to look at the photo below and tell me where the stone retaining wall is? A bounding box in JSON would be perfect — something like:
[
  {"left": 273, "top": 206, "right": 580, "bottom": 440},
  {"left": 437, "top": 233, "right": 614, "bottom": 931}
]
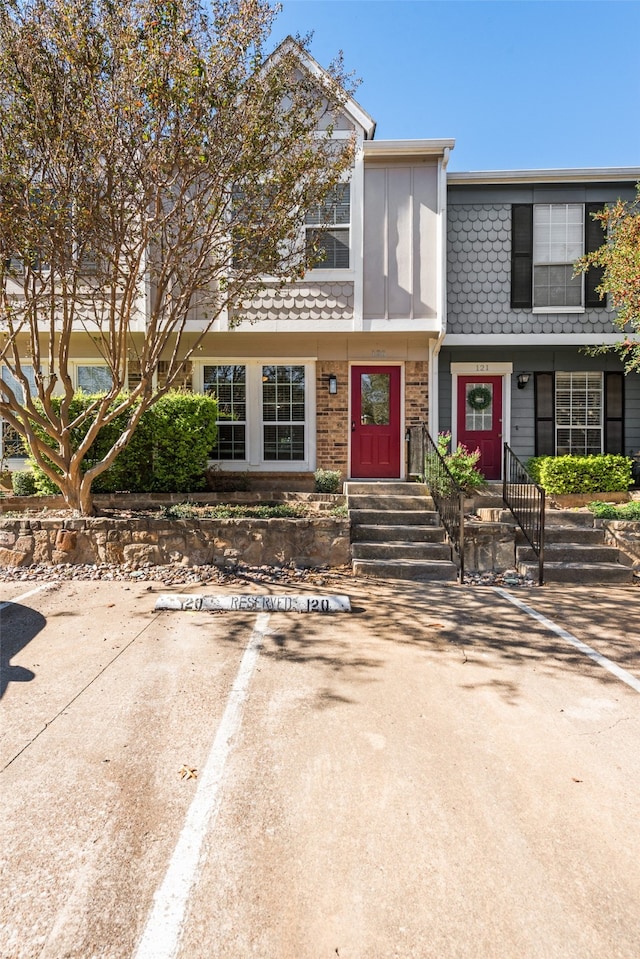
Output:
[{"left": 0, "top": 516, "right": 350, "bottom": 569}]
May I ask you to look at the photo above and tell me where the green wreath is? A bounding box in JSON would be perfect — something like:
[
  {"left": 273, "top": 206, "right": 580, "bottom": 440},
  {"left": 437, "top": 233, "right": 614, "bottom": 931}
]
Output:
[{"left": 467, "top": 385, "right": 492, "bottom": 411}]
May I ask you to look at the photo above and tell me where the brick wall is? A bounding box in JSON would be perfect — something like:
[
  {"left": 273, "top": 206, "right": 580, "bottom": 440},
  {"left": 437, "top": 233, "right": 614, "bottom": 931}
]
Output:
[
  {"left": 404, "top": 361, "right": 429, "bottom": 429},
  {"left": 316, "top": 360, "right": 350, "bottom": 476}
]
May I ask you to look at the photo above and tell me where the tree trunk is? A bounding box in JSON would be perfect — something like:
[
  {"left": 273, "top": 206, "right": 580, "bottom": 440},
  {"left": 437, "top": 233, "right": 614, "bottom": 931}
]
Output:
[{"left": 59, "top": 472, "right": 96, "bottom": 516}]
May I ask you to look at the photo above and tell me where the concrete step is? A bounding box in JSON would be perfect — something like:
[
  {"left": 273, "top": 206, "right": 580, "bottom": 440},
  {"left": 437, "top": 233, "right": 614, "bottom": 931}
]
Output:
[
  {"left": 345, "top": 482, "right": 429, "bottom": 496},
  {"left": 352, "top": 558, "right": 459, "bottom": 582},
  {"left": 536, "top": 527, "right": 605, "bottom": 546},
  {"left": 347, "top": 494, "right": 434, "bottom": 512},
  {"left": 518, "top": 560, "right": 634, "bottom": 585},
  {"left": 351, "top": 523, "right": 445, "bottom": 544},
  {"left": 352, "top": 541, "right": 452, "bottom": 561},
  {"left": 543, "top": 510, "right": 597, "bottom": 528},
  {"left": 349, "top": 509, "right": 440, "bottom": 527},
  {"left": 517, "top": 543, "right": 622, "bottom": 565}
]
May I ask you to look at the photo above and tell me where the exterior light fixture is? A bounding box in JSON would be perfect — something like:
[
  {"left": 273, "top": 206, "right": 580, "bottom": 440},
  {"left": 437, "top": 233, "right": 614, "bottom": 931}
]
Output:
[
  {"left": 328, "top": 373, "right": 337, "bottom": 394},
  {"left": 517, "top": 373, "right": 531, "bottom": 389}
]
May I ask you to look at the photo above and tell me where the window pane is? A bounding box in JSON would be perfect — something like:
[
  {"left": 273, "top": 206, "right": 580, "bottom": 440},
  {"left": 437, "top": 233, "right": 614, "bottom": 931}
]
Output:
[
  {"left": 262, "top": 365, "right": 305, "bottom": 460},
  {"left": 465, "top": 381, "right": 493, "bottom": 431},
  {"left": 2, "top": 365, "right": 36, "bottom": 404},
  {"left": 205, "top": 365, "right": 247, "bottom": 460},
  {"left": 263, "top": 425, "right": 305, "bottom": 461},
  {"left": 533, "top": 265, "right": 582, "bottom": 308},
  {"left": 360, "top": 374, "right": 390, "bottom": 425},
  {"left": 305, "top": 184, "right": 350, "bottom": 226},
  {"left": 77, "top": 366, "right": 112, "bottom": 393},
  {"left": 555, "top": 371, "right": 603, "bottom": 455}
]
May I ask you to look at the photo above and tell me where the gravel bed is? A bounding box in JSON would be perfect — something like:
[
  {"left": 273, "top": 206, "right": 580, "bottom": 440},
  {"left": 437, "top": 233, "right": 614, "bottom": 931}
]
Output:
[
  {"left": 0, "top": 561, "right": 538, "bottom": 588},
  {"left": 0, "top": 561, "right": 353, "bottom": 588}
]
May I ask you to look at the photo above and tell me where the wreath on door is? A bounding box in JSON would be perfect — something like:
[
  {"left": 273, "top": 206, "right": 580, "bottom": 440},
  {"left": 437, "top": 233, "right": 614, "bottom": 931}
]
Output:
[{"left": 467, "top": 385, "right": 492, "bottom": 411}]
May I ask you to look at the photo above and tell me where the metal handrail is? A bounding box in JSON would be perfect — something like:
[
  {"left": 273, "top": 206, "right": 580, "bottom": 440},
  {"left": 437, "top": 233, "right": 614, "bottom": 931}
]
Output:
[
  {"left": 407, "top": 424, "right": 465, "bottom": 583},
  {"left": 503, "top": 443, "right": 545, "bottom": 586}
]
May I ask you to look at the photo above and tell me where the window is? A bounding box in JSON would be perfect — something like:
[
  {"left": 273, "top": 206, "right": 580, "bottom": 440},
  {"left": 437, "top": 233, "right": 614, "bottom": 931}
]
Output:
[
  {"left": 262, "top": 365, "right": 305, "bottom": 461},
  {"left": 555, "top": 372, "right": 603, "bottom": 455},
  {"left": 305, "top": 184, "right": 350, "bottom": 270},
  {"left": 77, "top": 365, "right": 112, "bottom": 393},
  {"left": 533, "top": 204, "right": 583, "bottom": 308},
  {"left": 511, "top": 203, "right": 606, "bottom": 310},
  {"left": 202, "top": 362, "right": 311, "bottom": 468},
  {"left": 204, "top": 365, "right": 246, "bottom": 460},
  {"left": 1, "top": 365, "right": 36, "bottom": 460}
]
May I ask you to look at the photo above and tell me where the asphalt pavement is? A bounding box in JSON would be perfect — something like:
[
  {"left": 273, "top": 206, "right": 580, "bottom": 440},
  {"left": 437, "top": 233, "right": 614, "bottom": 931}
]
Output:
[{"left": 1, "top": 576, "right": 640, "bottom": 959}]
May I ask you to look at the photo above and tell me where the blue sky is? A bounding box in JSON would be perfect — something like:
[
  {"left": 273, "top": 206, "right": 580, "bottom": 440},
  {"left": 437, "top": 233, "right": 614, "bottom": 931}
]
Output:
[{"left": 270, "top": 0, "right": 640, "bottom": 172}]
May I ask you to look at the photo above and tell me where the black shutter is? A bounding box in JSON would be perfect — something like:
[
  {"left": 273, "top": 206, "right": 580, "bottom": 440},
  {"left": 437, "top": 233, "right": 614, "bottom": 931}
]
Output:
[
  {"left": 534, "top": 372, "right": 555, "bottom": 455},
  {"left": 585, "top": 202, "right": 607, "bottom": 308},
  {"left": 604, "top": 371, "right": 624, "bottom": 453},
  {"left": 511, "top": 205, "right": 533, "bottom": 308}
]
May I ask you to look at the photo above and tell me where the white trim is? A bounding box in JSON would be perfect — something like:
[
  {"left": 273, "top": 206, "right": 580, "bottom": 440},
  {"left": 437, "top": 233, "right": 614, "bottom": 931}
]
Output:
[
  {"left": 193, "top": 359, "right": 316, "bottom": 472},
  {"left": 362, "top": 318, "right": 441, "bottom": 333},
  {"left": 532, "top": 307, "right": 585, "bottom": 314},
  {"left": 348, "top": 361, "right": 405, "bottom": 480},
  {"left": 364, "top": 139, "right": 456, "bottom": 159},
  {"left": 444, "top": 333, "right": 625, "bottom": 346},
  {"left": 448, "top": 167, "right": 640, "bottom": 185},
  {"left": 451, "top": 366, "right": 511, "bottom": 480}
]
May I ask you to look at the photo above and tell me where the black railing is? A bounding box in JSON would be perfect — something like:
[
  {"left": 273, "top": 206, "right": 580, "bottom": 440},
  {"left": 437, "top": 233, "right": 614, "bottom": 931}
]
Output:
[
  {"left": 407, "top": 424, "right": 465, "bottom": 582},
  {"left": 503, "top": 444, "right": 545, "bottom": 586}
]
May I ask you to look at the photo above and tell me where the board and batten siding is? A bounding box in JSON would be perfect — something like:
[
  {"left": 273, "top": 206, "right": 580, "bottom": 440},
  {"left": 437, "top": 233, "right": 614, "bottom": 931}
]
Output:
[{"left": 363, "top": 161, "right": 439, "bottom": 321}]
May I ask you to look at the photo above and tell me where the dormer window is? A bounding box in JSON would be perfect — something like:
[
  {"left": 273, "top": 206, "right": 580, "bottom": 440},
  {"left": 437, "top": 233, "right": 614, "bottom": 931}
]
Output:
[{"left": 305, "top": 184, "right": 350, "bottom": 270}]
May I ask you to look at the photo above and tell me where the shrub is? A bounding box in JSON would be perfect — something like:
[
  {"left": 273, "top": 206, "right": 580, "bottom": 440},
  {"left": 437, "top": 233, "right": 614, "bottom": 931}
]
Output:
[
  {"left": 162, "top": 502, "right": 306, "bottom": 520},
  {"left": 525, "top": 457, "right": 545, "bottom": 484},
  {"left": 11, "top": 470, "right": 37, "bottom": 496},
  {"left": 314, "top": 469, "right": 342, "bottom": 493},
  {"left": 537, "top": 455, "right": 633, "bottom": 494},
  {"left": 425, "top": 432, "right": 487, "bottom": 495},
  {"left": 588, "top": 500, "right": 640, "bottom": 520},
  {"left": 29, "top": 391, "right": 218, "bottom": 494}
]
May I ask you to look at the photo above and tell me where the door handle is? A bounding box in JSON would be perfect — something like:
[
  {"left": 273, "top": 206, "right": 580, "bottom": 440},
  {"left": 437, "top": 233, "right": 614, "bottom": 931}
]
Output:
[{"left": 352, "top": 421, "right": 356, "bottom": 432}]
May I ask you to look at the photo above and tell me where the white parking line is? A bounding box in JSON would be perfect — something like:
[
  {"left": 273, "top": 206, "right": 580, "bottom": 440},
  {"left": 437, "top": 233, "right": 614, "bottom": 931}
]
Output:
[
  {"left": 494, "top": 587, "right": 640, "bottom": 694},
  {"left": 0, "top": 582, "right": 55, "bottom": 611},
  {"left": 132, "top": 611, "right": 270, "bottom": 959}
]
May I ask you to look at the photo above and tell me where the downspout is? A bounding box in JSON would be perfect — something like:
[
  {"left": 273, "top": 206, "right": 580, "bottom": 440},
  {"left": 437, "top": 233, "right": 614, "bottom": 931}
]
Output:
[{"left": 428, "top": 145, "right": 451, "bottom": 438}]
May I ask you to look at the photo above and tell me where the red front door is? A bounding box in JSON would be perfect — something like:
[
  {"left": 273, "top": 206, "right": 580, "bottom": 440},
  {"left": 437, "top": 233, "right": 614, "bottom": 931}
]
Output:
[
  {"left": 351, "top": 366, "right": 401, "bottom": 478},
  {"left": 457, "top": 375, "right": 503, "bottom": 480}
]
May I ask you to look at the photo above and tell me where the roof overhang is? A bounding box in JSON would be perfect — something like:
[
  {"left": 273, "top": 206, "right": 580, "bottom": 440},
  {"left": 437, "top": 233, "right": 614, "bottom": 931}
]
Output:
[
  {"left": 364, "top": 139, "right": 456, "bottom": 160},
  {"left": 448, "top": 167, "right": 640, "bottom": 185}
]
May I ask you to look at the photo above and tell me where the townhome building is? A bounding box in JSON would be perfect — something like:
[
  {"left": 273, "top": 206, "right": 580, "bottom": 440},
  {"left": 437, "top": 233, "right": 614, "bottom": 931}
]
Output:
[
  {"left": 2, "top": 41, "right": 638, "bottom": 488},
  {"left": 439, "top": 168, "right": 640, "bottom": 479}
]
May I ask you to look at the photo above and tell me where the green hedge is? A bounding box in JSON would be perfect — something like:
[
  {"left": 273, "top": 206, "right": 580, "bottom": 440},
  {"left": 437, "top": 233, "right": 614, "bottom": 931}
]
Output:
[
  {"left": 30, "top": 391, "right": 218, "bottom": 494},
  {"left": 526, "top": 455, "right": 633, "bottom": 494}
]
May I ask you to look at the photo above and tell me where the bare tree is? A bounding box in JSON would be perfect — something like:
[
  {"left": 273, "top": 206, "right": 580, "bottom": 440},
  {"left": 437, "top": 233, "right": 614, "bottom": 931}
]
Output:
[{"left": 0, "top": 0, "right": 355, "bottom": 514}]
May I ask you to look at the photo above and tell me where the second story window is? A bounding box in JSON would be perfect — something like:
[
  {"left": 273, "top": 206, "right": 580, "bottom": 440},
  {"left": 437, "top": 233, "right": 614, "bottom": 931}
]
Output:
[
  {"left": 511, "top": 202, "right": 605, "bottom": 311},
  {"left": 305, "top": 184, "right": 350, "bottom": 270}
]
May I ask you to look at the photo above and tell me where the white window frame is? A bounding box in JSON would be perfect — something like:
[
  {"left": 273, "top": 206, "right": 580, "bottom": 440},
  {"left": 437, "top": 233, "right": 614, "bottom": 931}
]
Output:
[
  {"left": 532, "top": 203, "right": 585, "bottom": 313},
  {"left": 73, "top": 361, "right": 113, "bottom": 394},
  {"left": 305, "top": 183, "right": 351, "bottom": 275},
  {"left": 1, "top": 364, "right": 39, "bottom": 464},
  {"left": 194, "top": 359, "right": 316, "bottom": 471},
  {"left": 555, "top": 371, "right": 603, "bottom": 455}
]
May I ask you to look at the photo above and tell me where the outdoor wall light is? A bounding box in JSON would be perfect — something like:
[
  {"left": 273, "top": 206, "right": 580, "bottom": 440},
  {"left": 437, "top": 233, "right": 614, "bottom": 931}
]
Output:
[
  {"left": 517, "top": 373, "right": 531, "bottom": 390},
  {"left": 328, "top": 373, "right": 338, "bottom": 394}
]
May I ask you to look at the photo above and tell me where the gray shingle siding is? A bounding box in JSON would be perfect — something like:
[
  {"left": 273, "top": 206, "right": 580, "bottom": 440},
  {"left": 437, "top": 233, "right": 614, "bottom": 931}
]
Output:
[{"left": 447, "top": 202, "right": 616, "bottom": 336}]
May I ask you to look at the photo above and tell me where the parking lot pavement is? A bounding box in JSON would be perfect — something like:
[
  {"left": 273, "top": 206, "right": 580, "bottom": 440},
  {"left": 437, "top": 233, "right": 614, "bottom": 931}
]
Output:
[{"left": 2, "top": 577, "right": 640, "bottom": 959}]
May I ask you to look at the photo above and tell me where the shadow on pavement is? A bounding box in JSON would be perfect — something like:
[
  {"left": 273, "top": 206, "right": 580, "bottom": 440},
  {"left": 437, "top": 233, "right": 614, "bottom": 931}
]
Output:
[{"left": 1, "top": 602, "right": 46, "bottom": 699}]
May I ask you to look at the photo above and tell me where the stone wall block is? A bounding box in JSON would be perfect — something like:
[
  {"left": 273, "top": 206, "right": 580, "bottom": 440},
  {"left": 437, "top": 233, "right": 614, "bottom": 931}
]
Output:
[
  {"left": 0, "top": 545, "right": 29, "bottom": 566},
  {"left": 55, "top": 529, "right": 78, "bottom": 552},
  {"left": 0, "top": 530, "right": 17, "bottom": 548},
  {"left": 123, "top": 544, "right": 162, "bottom": 566},
  {"left": 32, "top": 530, "right": 53, "bottom": 564}
]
